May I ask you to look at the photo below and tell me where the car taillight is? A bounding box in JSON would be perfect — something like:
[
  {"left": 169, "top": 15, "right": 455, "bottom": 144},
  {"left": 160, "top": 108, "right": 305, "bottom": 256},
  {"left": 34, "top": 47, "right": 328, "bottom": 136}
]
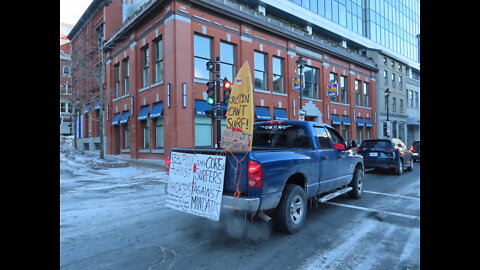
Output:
[
  {"left": 248, "top": 160, "right": 263, "bottom": 188},
  {"left": 386, "top": 148, "right": 398, "bottom": 152},
  {"left": 410, "top": 146, "right": 414, "bottom": 151},
  {"left": 165, "top": 156, "right": 171, "bottom": 175}
]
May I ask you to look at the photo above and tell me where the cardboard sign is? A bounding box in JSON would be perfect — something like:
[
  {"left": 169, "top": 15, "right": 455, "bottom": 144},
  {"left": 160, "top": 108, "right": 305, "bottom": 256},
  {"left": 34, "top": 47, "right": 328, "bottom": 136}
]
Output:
[
  {"left": 221, "top": 61, "right": 254, "bottom": 151},
  {"left": 166, "top": 152, "right": 226, "bottom": 221}
]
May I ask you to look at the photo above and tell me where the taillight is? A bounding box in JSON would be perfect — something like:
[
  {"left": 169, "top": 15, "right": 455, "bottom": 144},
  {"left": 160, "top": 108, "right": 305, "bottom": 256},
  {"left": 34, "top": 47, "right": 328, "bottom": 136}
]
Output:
[
  {"left": 248, "top": 160, "right": 263, "bottom": 188},
  {"left": 386, "top": 148, "right": 398, "bottom": 152},
  {"left": 409, "top": 146, "right": 414, "bottom": 151},
  {"left": 165, "top": 156, "right": 171, "bottom": 175}
]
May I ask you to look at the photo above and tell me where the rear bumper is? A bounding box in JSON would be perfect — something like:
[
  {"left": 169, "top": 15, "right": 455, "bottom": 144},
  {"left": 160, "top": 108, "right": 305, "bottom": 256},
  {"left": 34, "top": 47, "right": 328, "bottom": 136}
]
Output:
[
  {"left": 221, "top": 192, "right": 282, "bottom": 213},
  {"left": 363, "top": 158, "right": 396, "bottom": 169},
  {"left": 221, "top": 195, "right": 260, "bottom": 213}
]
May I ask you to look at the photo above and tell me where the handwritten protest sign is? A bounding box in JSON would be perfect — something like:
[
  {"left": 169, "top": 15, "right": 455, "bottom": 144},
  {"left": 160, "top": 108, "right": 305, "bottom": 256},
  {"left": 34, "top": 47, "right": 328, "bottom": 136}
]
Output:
[
  {"left": 166, "top": 152, "right": 226, "bottom": 221},
  {"left": 221, "top": 61, "right": 254, "bottom": 151}
]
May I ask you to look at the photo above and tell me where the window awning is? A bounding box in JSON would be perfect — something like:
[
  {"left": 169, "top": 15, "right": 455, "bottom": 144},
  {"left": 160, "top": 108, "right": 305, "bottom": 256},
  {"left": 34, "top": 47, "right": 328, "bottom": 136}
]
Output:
[
  {"left": 356, "top": 117, "right": 365, "bottom": 126},
  {"left": 119, "top": 111, "right": 130, "bottom": 124},
  {"left": 331, "top": 114, "right": 341, "bottom": 125},
  {"left": 255, "top": 106, "right": 271, "bottom": 120},
  {"left": 137, "top": 105, "right": 150, "bottom": 120},
  {"left": 93, "top": 100, "right": 101, "bottom": 110},
  {"left": 273, "top": 108, "right": 288, "bottom": 120},
  {"left": 342, "top": 115, "right": 351, "bottom": 126},
  {"left": 111, "top": 113, "right": 121, "bottom": 125},
  {"left": 194, "top": 100, "right": 213, "bottom": 117},
  {"left": 83, "top": 104, "right": 90, "bottom": 114},
  {"left": 150, "top": 102, "right": 164, "bottom": 118},
  {"left": 365, "top": 118, "right": 373, "bottom": 127}
]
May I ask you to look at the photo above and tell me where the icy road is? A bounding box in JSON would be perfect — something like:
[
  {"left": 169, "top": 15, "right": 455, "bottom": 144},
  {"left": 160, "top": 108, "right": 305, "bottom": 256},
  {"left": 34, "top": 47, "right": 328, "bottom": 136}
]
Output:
[{"left": 60, "top": 148, "right": 420, "bottom": 270}]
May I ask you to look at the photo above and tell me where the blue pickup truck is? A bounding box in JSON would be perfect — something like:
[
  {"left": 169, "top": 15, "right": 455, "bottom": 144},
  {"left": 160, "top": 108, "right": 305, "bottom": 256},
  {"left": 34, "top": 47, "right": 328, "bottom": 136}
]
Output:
[{"left": 167, "top": 120, "right": 364, "bottom": 234}]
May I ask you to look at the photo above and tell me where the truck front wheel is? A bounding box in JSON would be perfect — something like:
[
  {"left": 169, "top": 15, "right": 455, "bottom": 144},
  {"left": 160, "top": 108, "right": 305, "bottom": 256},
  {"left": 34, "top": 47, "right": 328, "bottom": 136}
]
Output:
[{"left": 274, "top": 184, "right": 307, "bottom": 234}]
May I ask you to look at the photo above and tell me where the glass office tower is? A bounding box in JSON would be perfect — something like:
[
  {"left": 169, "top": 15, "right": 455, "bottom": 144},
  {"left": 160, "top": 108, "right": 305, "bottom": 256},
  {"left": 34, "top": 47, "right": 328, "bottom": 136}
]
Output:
[{"left": 287, "top": 0, "right": 420, "bottom": 63}]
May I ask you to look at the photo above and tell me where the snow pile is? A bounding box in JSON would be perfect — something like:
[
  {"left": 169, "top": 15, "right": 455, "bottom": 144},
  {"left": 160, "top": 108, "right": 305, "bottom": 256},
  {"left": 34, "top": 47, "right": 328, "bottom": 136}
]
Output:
[{"left": 60, "top": 147, "right": 166, "bottom": 182}]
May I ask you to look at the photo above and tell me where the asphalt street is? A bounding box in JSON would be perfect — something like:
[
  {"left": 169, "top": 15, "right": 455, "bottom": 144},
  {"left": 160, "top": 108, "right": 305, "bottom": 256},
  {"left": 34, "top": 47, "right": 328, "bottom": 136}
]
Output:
[{"left": 60, "top": 160, "right": 420, "bottom": 270}]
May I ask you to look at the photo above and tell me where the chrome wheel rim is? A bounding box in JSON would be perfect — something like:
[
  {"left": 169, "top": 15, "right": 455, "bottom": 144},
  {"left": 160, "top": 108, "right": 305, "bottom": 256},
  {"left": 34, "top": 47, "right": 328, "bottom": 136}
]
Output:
[{"left": 290, "top": 195, "right": 304, "bottom": 224}]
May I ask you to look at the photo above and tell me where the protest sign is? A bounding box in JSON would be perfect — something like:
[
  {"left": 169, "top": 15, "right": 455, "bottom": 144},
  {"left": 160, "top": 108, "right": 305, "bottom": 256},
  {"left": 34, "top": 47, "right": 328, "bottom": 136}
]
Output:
[{"left": 166, "top": 152, "right": 226, "bottom": 221}]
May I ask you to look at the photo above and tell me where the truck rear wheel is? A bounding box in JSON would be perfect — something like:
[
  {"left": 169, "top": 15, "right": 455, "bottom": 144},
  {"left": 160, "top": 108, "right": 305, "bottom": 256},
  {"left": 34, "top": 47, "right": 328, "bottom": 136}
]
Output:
[{"left": 274, "top": 184, "right": 307, "bottom": 234}]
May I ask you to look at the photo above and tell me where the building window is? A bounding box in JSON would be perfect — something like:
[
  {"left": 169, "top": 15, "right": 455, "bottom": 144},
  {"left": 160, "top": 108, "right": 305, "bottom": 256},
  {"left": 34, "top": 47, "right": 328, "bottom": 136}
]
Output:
[
  {"left": 408, "top": 90, "right": 414, "bottom": 107},
  {"left": 384, "top": 70, "right": 388, "bottom": 85},
  {"left": 154, "top": 38, "right": 163, "bottom": 83},
  {"left": 123, "top": 58, "right": 130, "bottom": 95},
  {"left": 254, "top": 51, "right": 267, "bottom": 90},
  {"left": 272, "top": 56, "right": 284, "bottom": 93},
  {"left": 383, "top": 57, "right": 387, "bottom": 66},
  {"left": 414, "top": 92, "right": 419, "bottom": 108},
  {"left": 60, "top": 102, "right": 66, "bottom": 113},
  {"left": 194, "top": 34, "right": 212, "bottom": 80},
  {"left": 63, "top": 66, "right": 70, "bottom": 77},
  {"left": 399, "top": 76, "right": 403, "bottom": 89},
  {"left": 114, "top": 63, "right": 120, "bottom": 98},
  {"left": 400, "top": 99, "right": 404, "bottom": 113},
  {"left": 363, "top": 82, "right": 369, "bottom": 107},
  {"left": 340, "top": 75, "right": 347, "bottom": 104},
  {"left": 142, "top": 120, "right": 150, "bottom": 149},
  {"left": 195, "top": 117, "right": 212, "bottom": 147},
  {"left": 155, "top": 118, "right": 164, "bottom": 149},
  {"left": 124, "top": 124, "right": 130, "bottom": 149},
  {"left": 141, "top": 46, "right": 150, "bottom": 87},
  {"left": 392, "top": 97, "right": 397, "bottom": 112},
  {"left": 220, "top": 41, "right": 236, "bottom": 83},
  {"left": 356, "top": 126, "right": 363, "bottom": 144},
  {"left": 365, "top": 127, "right": 371, "bottom": 140},
  {"left": 391, "top": 73, "right": 396, "bottom": 87},
  {"left": 341, "top": 126, "right": 349, "bottom": 141},
  {"left": 303, "top": 66, "right": 319, "bottom": 99},
  {"left": 96, "top": 23, "right": 104, "bottom": 48},
  {"left": 391, "top": 60, "right": 395, "bottom": 68},
  {"left": 329, "top": 73, "right": 338, "bottom": 102},
  {"left": 355, "top": 80, "right": 361, "bottom": 106}
]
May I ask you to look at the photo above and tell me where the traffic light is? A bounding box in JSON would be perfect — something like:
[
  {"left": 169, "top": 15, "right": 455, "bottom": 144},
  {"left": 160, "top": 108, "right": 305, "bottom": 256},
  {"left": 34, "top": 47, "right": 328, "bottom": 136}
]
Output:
[
  {"left": 206, "top": 81, "right": 215, "bottom": 105},
  {"left": 222, "top": 77, "right": 232, "bottom": 104}
]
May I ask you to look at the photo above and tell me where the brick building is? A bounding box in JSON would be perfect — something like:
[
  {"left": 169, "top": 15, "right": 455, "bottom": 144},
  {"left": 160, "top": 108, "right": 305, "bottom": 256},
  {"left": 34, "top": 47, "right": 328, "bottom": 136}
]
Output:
[{"left": 69, "top": 0, "right": 379, "bottom": 160}]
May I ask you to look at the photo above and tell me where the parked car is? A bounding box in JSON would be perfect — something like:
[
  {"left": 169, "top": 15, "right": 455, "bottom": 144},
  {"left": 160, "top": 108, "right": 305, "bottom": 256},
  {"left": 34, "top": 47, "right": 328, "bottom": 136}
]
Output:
[
  {"left": 410, "top": 140, "right": 420, "bottom": 162},
  {"left": 357, "top": 138, "right": 414, "bottom": 175}
]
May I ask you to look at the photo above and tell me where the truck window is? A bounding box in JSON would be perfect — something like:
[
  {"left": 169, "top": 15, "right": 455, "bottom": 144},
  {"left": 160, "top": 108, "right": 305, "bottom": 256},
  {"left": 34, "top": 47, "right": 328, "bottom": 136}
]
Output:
[
  {"left": 253, "top": 124, "right": 311, "bottom": 148},
  {"left": 326, "top": 127, "right": 345, "bottom": 145},
  {"left": 314, "top": 127, "right": 332, "bottom": 149}
]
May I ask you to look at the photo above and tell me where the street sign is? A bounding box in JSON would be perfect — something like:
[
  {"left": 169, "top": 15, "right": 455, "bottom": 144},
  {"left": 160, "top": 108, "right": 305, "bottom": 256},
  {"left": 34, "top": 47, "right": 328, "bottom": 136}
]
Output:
[{"left": 326, "top": 82, "right": 338, "bottom": 98}]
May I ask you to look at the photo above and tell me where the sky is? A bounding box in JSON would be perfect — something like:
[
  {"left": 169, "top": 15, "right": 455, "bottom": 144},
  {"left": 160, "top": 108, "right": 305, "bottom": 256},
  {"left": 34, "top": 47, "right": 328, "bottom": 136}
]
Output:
[{"left": 60, "top": 0, "right": 93, "bottom": 26}]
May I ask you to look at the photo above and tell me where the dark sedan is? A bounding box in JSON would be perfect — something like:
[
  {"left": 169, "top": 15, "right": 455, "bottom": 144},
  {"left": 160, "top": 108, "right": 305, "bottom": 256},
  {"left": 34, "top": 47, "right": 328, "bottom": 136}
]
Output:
[
  {"left": 357, "top": 138, "right": 414, "bottom": 175},
  {"left": 410, "top": 140, "right": 420, "bottom": 162}
]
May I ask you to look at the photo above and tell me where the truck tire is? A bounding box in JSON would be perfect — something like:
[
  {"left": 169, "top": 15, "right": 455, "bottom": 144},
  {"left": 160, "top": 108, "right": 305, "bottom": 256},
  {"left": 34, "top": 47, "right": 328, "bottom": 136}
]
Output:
[
  {"left": 274, "top": 184, "right": 307, "bottom": 234},
  {"left": 347, "top": 167, "right": 363, "bottom": 199}
]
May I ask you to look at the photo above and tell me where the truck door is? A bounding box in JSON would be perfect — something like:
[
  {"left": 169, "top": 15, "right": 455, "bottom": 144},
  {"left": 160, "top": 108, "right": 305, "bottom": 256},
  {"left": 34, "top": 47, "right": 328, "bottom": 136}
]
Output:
[
  {"left": 325, "top": 127, "right": 354, "bottom": 187},
  {"left": 314, "top": 126, "right": 340, "bottom": 193}
]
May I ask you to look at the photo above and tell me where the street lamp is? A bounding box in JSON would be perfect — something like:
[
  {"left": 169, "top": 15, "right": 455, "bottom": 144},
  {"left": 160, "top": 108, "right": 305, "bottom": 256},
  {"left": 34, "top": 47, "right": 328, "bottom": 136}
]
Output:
[
  {"left": 384, "top": 88, "right": 390, "bottom": 137},
  {"left": 296, "top": 56, "right": 306, "bottom": 119}
]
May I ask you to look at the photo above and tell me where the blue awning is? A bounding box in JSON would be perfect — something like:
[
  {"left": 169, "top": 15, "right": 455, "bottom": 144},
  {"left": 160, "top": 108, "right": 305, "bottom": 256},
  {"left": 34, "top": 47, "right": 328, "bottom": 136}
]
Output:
[
  {"left": 195, "top": 100, "right": 213, "bottom": 117},
  {"left": 111, "top": 113, "right": 121, "bottom": 125},
  {"left": 137, "top": 105, "right": 150, "bottom": 120},
  {"left": 365, "top": 118, "right": 373, "bottom": 127},
  {"left": 331, "top": 114, "right": 341, "bottom": 125},
  {"left": 255, "top": 106, "right": 271, "bottom": 120},
  {"left": 274, "top": 108, "right": 288, "bottom": 120},
  {"left": 342, "top": 115, "right": 351, "bottom": 126},
  {"left": 93, "top": 100, "right": 101, "bottom": 110},
  {"left": 356, "top": 117, "right": 365, "bottom": 126},
  {"left": 150, "top": 102, "right": 164, "bottom": 118},
  {"left": 119, "top": 111, "right": 130, "bottom": 124},
  {"left": 83, "top": 104, "right": 90, "bottom": 114}
]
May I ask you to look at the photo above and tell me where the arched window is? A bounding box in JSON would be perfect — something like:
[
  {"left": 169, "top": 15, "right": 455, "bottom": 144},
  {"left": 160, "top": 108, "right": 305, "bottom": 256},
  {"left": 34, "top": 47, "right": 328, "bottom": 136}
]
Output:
[{"left": 63, "top": 66, "right": 70, "bottom": 77}]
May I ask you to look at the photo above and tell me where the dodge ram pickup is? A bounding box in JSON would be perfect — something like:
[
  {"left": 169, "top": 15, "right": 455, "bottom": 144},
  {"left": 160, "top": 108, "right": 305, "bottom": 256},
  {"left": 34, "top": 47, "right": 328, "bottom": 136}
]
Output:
[{"left": 166, "top": 120, "right": 364, "bottom": 234}]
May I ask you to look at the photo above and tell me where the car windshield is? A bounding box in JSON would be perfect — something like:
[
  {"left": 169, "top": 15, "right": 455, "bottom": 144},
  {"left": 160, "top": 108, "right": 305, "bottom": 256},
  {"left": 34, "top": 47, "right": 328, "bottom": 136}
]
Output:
[
  {"left": 361, "top": 140, "right": 393, "bottom": 149},
  {"left": 253, "top": 123, "right": 311, "bottom": 148}
]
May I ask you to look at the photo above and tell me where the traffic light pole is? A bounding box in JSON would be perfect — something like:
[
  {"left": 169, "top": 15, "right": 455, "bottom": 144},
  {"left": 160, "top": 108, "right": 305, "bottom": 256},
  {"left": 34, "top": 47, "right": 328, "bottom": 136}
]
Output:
[{"left": 214, "top": 56, "right": 221, "bottom": 148}]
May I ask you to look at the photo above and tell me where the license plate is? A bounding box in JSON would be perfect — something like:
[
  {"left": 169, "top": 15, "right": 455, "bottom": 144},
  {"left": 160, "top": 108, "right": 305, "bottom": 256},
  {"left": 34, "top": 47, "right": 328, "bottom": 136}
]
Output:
[{"left": 369, "top": 152, "right": 378, "bottom": 157}]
